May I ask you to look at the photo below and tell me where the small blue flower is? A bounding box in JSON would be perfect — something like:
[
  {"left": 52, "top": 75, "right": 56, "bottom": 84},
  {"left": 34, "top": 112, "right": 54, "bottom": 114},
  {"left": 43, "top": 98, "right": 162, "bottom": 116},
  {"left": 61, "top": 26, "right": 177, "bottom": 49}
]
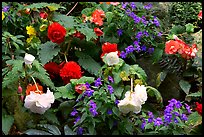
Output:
[
  {"left": 74, "top": 116, "right": 81, "bottom": 125},
  {"left": 120, "top": 51, "right": 127, "bottom": 58},
  {"left": 94, "top": 78, "right": 102, "bottom": 87},
  {"left": 157, "top": 32, "right": 162, "bottom": 37},
  {"left": 107, "top": 109, "right": 113, "bottom": 115},
  {"left": 180, "top": 113, "right": 188, "bottom": 121},
  {"left": 2, "top": 6, "right": 10, "bottom": 12},
  {"left": 89, "top": 108, "right": 98, "bottom": 117},
  {"left": 117, "top": 29, "right": 123, "bottom": 36},
  {"left": 154, "top": 117, "right": 163, "bottom": 126},
  {"left": 185, "top": 103, "right": 191, "bottom": 114},
  {"left": 107, "top": 85, "right": 114, "bottom": 94},
  {"left": 70, "top": 108, "right": 78, "bottom": 116},
  {"left": 130, "top": 2, "right": 136, "bottom": 9},
  {"left": 141, "top": 45, "right": 147, "bottom": 51},
  {"left": 108, "top": 76, "right": 114, "bottom": 83},
  {"left": 76, "top": 127, "right": 83, "bottom": 135},
  {"left": 115, "top": 99, "right": 119, "bottom": 105},
  {"left": 148, "top": 47, "right": 154, "bottom": 54}
]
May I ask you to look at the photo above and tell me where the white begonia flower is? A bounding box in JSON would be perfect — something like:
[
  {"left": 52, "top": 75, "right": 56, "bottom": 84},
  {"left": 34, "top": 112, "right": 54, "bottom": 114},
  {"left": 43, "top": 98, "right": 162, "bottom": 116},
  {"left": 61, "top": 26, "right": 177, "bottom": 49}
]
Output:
[
  {"left": 117, "top": 91, "right": 142, "bottom": 114},
  {"left": 134, "top": 84, "right": 147, "bottom": 105},
  {"left": 103, "top": 51, "right": 119, "bottom": 66},
  {"left": 24, "top": 53, "right": 35, "bottom": 65},
  {"left": 24, "top": 88, "right": 55, "bottom": 114}
]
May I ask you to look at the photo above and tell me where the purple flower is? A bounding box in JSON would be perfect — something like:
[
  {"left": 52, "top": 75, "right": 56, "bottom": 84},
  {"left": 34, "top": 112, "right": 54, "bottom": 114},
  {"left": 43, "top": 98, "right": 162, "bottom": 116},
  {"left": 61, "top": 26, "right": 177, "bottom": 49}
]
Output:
[
  {"left": 147, "top": 111, "right": 154, "bottom": 123},
  {"left": 141, "top": 118, "right": 146, "bottom": 130},
  {"left": 76, "top": 127, "right": 83, "bottom": 135},
  {"left": 89, "top": 108, "right": 98, "bottom": 117},
  {"left": 85, "top": 82, "right": 91, "bottom": 89},
  {"left": 164, "top": 112, "right": 172, "bottom": 124},
  {"left": 185, "top": 103, "right": 191, "bottom": 114},
  {"left": 158, "top": 31, "right": 163, "bottom": 36},
  {"left": 174, "top": 118, "right": 179, "bottom": 123},
  {"left": 2, "top": 6, "right": 10, "bottom": 12},
  {"left": 117, "top": 29, "right": 123, "bottom": 36},
  {"left": 130, "top": 2, "right": 136, "bottom": 9},
  {"left": 107, "top": 85, "right": 114, "bottom": 94},
  {"left": 122, "top": 2, "right": 128, "bottom": 9},
  {"left": 135, "top": 45, "right": 141, "bottom": 52},
  {"left": 70, "top": 108, "right": 78, "bottom": 116},
  {"left": 133, "top": 16, "right": 141, "bottom": 24},
  {"left": 120, "top": 51, "right": 127, "bottom": 58},
  {"left": 180, "top": 113, "right": 188, "bottom": 121},
  {"left": 133, "top": 40, "right": 139, "bottom": 46},
  {"left": 144, "top": 3, "right": 153, "bottom": 10},
  {"left": 108, "top": 76, "right": 114, "bottom": 83},
  {"left": 84, "top": 89, "right": 94, "bottom": 97},
  {"left": 136, "top": 31, "right": 143, "bottom": 40},
  {"left": 141, "top": 45, "right": 147, "bottom": 51},
  {"left": 153, "top": 16, "right": 160, "bottom": 27},
  {"left": 175, "top": 101, "right": 182, "bottom": 109},
  {"left": 154, "top": 117, "right": 163, "bottom": 126},
  {"left": 74, "top": 116, "right": 81, "bottom": 124},
  {"left": 173, "top": 111, "right": 179, "bottom": 116},
  {"left": 89, "top": 100, "right": 97, "bottom": 109},
  {"left": 125, "top": 45, "right": 135, "bottom": 54},
  {"left": 143, "top": 31, "right": 149, "bottom": 37},
  {"left": 107, "top": 109, "right": 113, "bottom": 115},
  {"left": 94, "top": 77, "right": 102, "bottom": 87},
  {"left": 115, "top": 99, "right": 119, "bottom": 105},
  {"left": 148, "top": 47, "right": 154, "bottom": 54}
]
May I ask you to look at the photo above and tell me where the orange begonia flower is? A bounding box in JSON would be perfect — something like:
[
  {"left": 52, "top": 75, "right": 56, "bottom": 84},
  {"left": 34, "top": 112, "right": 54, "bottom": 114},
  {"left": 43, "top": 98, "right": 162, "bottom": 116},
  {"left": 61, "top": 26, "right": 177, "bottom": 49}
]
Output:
[{"left": 26, "top": 83, "right": 43, "bottom": 96}]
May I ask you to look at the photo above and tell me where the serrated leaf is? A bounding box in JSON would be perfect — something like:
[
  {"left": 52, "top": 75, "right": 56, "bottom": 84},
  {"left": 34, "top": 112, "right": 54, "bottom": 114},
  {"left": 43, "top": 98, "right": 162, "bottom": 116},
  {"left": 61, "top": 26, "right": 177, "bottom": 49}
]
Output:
[
  {"left": 81, "top": 7, "right": 94, "bottom": 16},
  {"left": 170, "top": 25, "right": 186, "bottom": 34},
  {"left": 186, "top": 111, "right": 202, "bottom": 128},
  {"left": 52, "top": 13, "right": 75, "bottom": 29},
  {"left": 156, "top": 71, "right": 167, "bottom": 88},
  {"left": 22, "top": 2, "right": 62, "bottom": 11},
  {"left": 24, "top": 129, "right": 52, "bottom": 135},
  {"left": 56, "top": 84, "right": 75, "bottom": 99},
  {"left": 146, "top": 86, "right": 163, "bottom": 104},
  {"left": 64, "top": 125, "right": 76, "bottom": 135},
  {"left": 185, "top": 23, "right": 194, "bottom": 33},
  {"left": 186, "top": 92, "right": 202, "bottom": 97},
  {"left": 179, "top": 80, "right": 191, "bottom": 95},
  {"left": 75, "top": 51, "right": 101, "bottom": 76},
  {"left": 2, "top": 115, "right": 14, "bottom": 135},
  {"left": 76, "top": 25, "right": 97, "bottom": 41},
  {"left": 70, "top": 76, "right": 94, "bottom": 85},
  {"left": 39, "top": 41, "right": 60, "bottom": 65},
  {"left": 129, "top": 64, "right": 147, "bottom": 82},
  {"left": 37, "top": 124, "right": 61, "bottom": 135},
  {"left": 106, "top": 12, "right": 113, "bottom": 23}
]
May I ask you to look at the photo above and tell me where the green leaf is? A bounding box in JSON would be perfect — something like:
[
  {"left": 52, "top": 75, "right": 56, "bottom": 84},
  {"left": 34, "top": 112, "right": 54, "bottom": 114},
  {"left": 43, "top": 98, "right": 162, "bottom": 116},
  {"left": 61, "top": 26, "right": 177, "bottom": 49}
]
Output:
[
  {"left": 145, "top": 123, "right": 154, "bottom": 130},
  {"left": 129, "top": 64, "right": 147, "bottom": 82},
  {"left": 112, "top": 106, "right": 120, "bottom": 117},
  {"left": 64, "top": 125, "right": 76, "bottom": 135},
  {"left": 179, "top": 80, "right": 191, "bottom": 95},
  {"left": 170, "top": 25, "right": 186, "bottom": 34},
  {"left": 185, "top": 23, "right": 194, "bottom": 33},
  {"left": 2, "top": 115, "right": 14, "bottom": 135},
  {"left": 22, "top": 2, "right": 62, "bottom": 11},
  {"left": 156, "top": 71, "right": 167, "bottom": 88},
  {"left": 88, "top": 125, "right": 95, "bottom": 135},
  {"left": 186, "top": 111, "right": 202, "bottom": 129},
  {"left": 152, "top": 48, "right": 164, "bottom": 64},
  {"left": 32, "top": 60, "right": 55, "bottom": 89},
  {"left": 37, "top": 124, "right": 61, "bottom": 135},
  {"left": 38, "top": 41, "right": 60, "bottom": 65},
  {"left": 113, "top": 71, "right": 122, "bottom": 84},
  {"left": 52, "top": 13, "right": 75, "bottom": 29},
  {"left": 81, "top": 7, "right": 94, "bottom": 16},
  {"left": 56, "top": 84, "right": 75, "bottom": 99},
  {"left": 112, "top": 85, "right": 123, "bottom": 98},
  {"left": 146, "top": 86, "right": 163, "bottom": 104},
  {"left": 76, "top": 25, "right": 97, "bottom": 41},
  {"left": 106, "top": 12, "right": 113, "bottom": 23},
  {"left": 43, "top": 110, "right": 60, "bottom": 125},
  {"left": 24, "top": 129, "right": 52, "bottom": 135},
  {"left": 186, "top": 92, "right": 202, "bottom": 97},
  {"left": 70, "top": 76, "right": 94, "bottom": 85},
  {"left": 75, "top": 51, "right": 101, "bottom": 76}
]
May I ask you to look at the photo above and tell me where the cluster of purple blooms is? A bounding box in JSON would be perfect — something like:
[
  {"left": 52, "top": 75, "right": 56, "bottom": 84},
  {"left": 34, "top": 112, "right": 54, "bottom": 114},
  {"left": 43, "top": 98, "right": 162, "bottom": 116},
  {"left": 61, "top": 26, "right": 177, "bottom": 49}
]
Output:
[
  {"left": 141, "top": 98, "right": 191, "bottom": 130},
  {"left": 118, "top": 2, "right": 162, "bottom": 59},
  {"left": 89, "top": 100, "right": 98, "bottom": 117}
]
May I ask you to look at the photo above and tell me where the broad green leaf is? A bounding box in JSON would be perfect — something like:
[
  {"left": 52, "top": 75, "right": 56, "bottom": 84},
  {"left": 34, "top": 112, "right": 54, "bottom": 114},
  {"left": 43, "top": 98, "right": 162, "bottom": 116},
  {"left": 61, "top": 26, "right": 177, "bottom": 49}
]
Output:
[
  {"left": 76, "top": 25, "right": 97, "bottom": 41},
  {"left": 24, "top": 129, "right": 52, "bottom": 135},
  {"left": 152, "top": 48, "right": 164, "bottom": 64},
  {"left": 22, "top": 3, "right": 62, "bottom": 11},
  {"left": 146, "top": 86, "right": 163, "bottom": 104},
  {"left": 43, "top": 110, "right": 60, "bottom": 125},
  {"left": 179, "top": 80, "right": 191, "bottom": 95},
  {"left": 186, "top": 92, "right": 202, "bottom": 97},
  {"left": 186, "top": 111, "right": 202, "bottom": 128},
  {"left": 75, "top": 51, "right": 101, "bottom": 76},
  {"left": 70, "top": 76, "right": 94, "bottom": 85},
  {"left": 38, "top": 41, "right": 60, "bottom": 65},
  {"left": 112, "top": 106, "right": 120, "bottom": 117},
  {"left": 113, "top": 71, "right": 122, "bottom": 84},
  {"left": 2, "top": 115, "right": 14, "bottom": 135},
  {"left": 156, "top": 71, "right": 167, "bottom": 88},
  {"left": 64, "top": 125, "right": 76, "bottom": 135},
  {"left": 145, "top": 123, "right": 154, "bottom": 130},
  {"left": 81, "top": 7, "right": 94, "bottom": 16},
  {"left": 170, "top": 25, "right": 186, "bottom": 34},
  {"left": 56, "top": 84, "right": 75, "bottom": 99},
  {"left": 52, "top": 13, "right": 75, "bottom": 29},
  {"left": 129, "top": 64, "right": 147, "bottom": 82},
  {"left": 106, "top": 12, "right": 113, "bottom": 23},
  {"left": 88, "top": 125, "right": 95, "bottom": 135},
  {"left": 108, "top": 119, "right": 114, "bottom": 130},
  {"left": 185, "top": 23, "right": 194, "bottom": 33},
  {"left": 37, "top": 124, "right": 61, "bottom": 135}
]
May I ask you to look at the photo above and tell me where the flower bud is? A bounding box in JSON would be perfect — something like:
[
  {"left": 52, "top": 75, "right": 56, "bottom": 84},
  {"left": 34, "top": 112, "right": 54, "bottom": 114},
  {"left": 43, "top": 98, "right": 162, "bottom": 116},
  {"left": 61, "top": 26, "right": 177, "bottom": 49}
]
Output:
[
  {"left": 20, "top": 95, "right": 24, "bottom": 102},
  {"left": 17, "top": 85, "right": 23, "bottom": 94},
  {"left": 24, "top": 53, "right": 35, "bottom": 65}
]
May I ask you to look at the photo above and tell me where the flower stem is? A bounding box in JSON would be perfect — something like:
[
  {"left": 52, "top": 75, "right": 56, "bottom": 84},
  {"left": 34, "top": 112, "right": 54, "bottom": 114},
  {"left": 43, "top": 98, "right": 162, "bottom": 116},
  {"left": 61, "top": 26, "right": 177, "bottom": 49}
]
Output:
[
  {"left": 66, "top": 2, "right": 78, "bottom": 16},
  {"left": 130, "top": 77, "right": 133, "bottom": 93},
  {"left": 30, "top": 76, "right": 39, "bottom": 91}
]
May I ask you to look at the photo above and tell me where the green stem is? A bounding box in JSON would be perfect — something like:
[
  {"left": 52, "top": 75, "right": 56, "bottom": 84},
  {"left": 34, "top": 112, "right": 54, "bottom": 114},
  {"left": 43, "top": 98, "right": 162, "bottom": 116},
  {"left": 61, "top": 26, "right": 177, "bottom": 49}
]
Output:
[{"left": 64, "top": 37, "right": 73, "bottom": 62}]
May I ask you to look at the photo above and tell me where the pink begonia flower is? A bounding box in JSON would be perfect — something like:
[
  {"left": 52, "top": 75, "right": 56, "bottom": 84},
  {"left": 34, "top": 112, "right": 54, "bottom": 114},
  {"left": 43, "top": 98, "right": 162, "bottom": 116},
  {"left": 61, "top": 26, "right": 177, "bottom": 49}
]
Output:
[
  {"left": 102, "top": 51, "right": 120, "bottom": 66},
  {"left": 24, "top": 88, "right": 55, "bottom": 114}
]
